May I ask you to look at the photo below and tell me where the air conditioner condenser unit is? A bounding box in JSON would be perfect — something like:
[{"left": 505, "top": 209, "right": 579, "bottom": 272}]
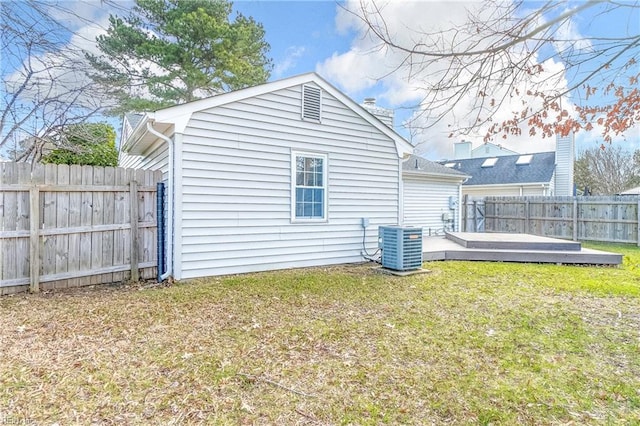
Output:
[{"left": 378, "top": 225, "right": 423, "bottom": 271}]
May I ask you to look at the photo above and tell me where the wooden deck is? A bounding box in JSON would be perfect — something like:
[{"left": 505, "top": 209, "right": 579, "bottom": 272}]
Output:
[{"left": 423, "top": 232, "right": 622, "bottom": 265}]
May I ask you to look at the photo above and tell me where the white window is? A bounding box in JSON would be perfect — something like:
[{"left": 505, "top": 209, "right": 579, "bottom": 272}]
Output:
[
  {"left": 291, "top": 152, "right": 327, "bottom": 221},
  {"left": 481, "top": 157, "right": 498, "bottom": 167},
  {"left": 516, "top": 154, "right": 533, "bottom": 165}
]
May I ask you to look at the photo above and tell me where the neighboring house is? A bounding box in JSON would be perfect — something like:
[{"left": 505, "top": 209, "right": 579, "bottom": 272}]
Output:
[
  {"left": 402, "top": 155, "right": 469, "bottom": 235},
  {"left": 120, "top": 72, "right": 422, "bottom": 279},
  {"left": 619, "top": 186, "right": 640, "bottom": 195},
  {"left": 442, "top": 152, "right": 557, "bottom": 197},
  {"left": 444, "top": 134, "right": 575, "bottom": 197}
]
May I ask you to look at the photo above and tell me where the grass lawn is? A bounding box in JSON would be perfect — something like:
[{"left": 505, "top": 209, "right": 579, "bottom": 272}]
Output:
[{"left": 1, "top": 243, "right": 639, "bottom": 424}]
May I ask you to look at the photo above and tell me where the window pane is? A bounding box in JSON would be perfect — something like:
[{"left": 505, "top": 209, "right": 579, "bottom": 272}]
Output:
[
  {"left": 313, "top": 202, "right": 323, "bottom": 218},
  {"left": 296, "top": 202, "right": 304, "bottom": 217},
  {"left": 303, "top": 203, "right": 313, "bottom": 217},
  {"left": 313, "top": 188, "right": 322, "bottom": 203},
  {"left": 305, "top": 171, "right": 314, "bottom": 186},
  {"left": 296, "top": 171, "right": 304, "bottom": 186},
  {"left": 304, "top": 188, "right": 313, "bottom": 202},
  {"left": 305, "top": 157, "right": 313, "bottom": 171}
]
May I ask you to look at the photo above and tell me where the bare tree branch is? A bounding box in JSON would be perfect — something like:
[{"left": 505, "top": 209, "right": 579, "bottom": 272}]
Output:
[
  {"left": 1, "top": 0, "right": 118, "bottom": 162},
  {"left": 348, "top": 0, "right": 640, "bottom": 143}
]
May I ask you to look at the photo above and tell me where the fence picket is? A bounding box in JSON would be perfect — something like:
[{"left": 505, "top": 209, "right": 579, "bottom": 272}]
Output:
[
  {"left": 55, "top": 164, "right": 70, "bottom": 289},
  {"left": 102, "top": 167, "right": 116, "bottom": 284},
  {"left": 41, "top": 164, "right": 57, "bottom": 291},
  {"left": 1, "top": 163, "right": 17, "bottom": 284},
  {"left": 67, "top": 165, "right": 82, "bottom": 288}
]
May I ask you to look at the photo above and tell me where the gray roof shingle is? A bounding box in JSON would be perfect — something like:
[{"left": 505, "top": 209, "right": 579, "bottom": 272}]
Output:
[
  {"left": 440, "top": 152, "right": 556, "bottom": 186},
  {"left": 125, "top": 113, "right": 144, "bottom": 129},
  {"left": 403, "top": 154, "right": 468, "bottom": 177}
]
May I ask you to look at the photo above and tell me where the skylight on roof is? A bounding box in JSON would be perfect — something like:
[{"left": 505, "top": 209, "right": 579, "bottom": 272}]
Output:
[
  {"left": 516, "top": 154, "right": 533, "bottom": 165},
  {"left": 481, "top": 157, "right": 498, "bottom": 167},
  {"left": 444, "top": 162, "right": 456, "bottom": 168}
]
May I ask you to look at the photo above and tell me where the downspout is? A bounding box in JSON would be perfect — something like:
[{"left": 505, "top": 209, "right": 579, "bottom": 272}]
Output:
[
  {"left": 398, "top": 156, "right": 404, "bottom": 225},
  {"left": 146, "top": 122, "right": 173, "bottom": 281}
]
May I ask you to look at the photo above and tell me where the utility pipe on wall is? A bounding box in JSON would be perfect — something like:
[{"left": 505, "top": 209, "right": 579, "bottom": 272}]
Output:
[{"left": 146, "top": 122, "right": 174, "bottom": 281}]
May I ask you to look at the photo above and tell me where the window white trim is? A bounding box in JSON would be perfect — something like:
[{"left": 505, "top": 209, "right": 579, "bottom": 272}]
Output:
[{"left": 290, "top": 151, "right": 328, "bottom": 222}]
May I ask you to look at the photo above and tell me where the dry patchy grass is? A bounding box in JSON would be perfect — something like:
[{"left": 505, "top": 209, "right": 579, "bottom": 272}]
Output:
[{"left": 1, "top": 250, "right": 639, "bottom": 425}]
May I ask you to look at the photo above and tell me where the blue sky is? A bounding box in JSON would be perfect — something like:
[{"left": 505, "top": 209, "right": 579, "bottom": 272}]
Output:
[
  {"left": 234, "top": 1, "right": 349, "bottom": 79},
  {"left": 3, "top": 0, "right": 639, "bottom": 160}
]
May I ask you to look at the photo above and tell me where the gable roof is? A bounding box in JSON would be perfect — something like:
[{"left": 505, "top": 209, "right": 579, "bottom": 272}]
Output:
[
  {"left": 403, "top": 154, "right": 469, "bottom": 180},
  {"left": 441, "top": 152, "right": 556, "bottom": 186},
  {"left": 470, "top": 142, "right": 518, "bottom": 158},
  {"left": 122, "top": 72, "right": 414, "bottom": 157}
]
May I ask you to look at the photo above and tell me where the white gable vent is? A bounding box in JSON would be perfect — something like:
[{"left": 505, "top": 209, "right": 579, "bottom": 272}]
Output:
[{"left": 302, "top": 85, "right": 322, "bottom": 122}]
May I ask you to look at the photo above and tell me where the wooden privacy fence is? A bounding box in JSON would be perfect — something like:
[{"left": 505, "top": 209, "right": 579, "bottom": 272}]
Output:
[
  {"left": 0, "top": 162, "right": 162, "bottom": 295},
  {"left": 474, "top": 195, "right": 640, "bottom": 245}
]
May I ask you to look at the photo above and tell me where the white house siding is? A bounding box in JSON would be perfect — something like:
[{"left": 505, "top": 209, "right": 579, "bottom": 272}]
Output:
[
  {"left": 118, "top": 137, "right": 169, "bottom": 180},
  {"left": 521, "top": 185, "right": 549, "bottom": 196},
  {"left": 176, "top": 83, "right": 400, "bottom": 278},
  {"left": 403, "top": 176, "right": 461, "bottom": 237},
  {"left": 463, "top": 184, "right": 549, "bottom": 198}
]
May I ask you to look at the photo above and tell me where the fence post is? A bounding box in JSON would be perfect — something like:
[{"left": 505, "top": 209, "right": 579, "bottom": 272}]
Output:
[
  {"left": 572, "top": 197, "right": 578, "bottom": 241},
  {"left": 29, "top": 186, "right": 40, "bottom": 293},
  {"left": 637, "top": 197, "right": 640, "bottom": 247},
  {"left": 462, "top": 195, "right": 468, "bottom": 232},
  {"left": 130, "top": 180, "right": 139, "bottom": 282},
  {"left": 524, "top": 200, "right": 530, "bottom": 234}
]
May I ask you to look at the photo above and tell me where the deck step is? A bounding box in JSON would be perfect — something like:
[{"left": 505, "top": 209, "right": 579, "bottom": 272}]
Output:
[
  {"left": 421, "top": 233, "right": 622, "bottom": 265},
  {"left": 446, "top": 232, "right": 582, "bottom": 251}
]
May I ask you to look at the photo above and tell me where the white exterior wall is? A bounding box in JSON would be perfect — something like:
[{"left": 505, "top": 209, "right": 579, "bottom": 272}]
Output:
[
  {"left": 463, "top": 184, "right": 549, "bottom": 198},
  {"left": 403, "top": 176, "right": 461, "bottom": 237},
  {"left": 175, "top": 83, "right": 400, "bottom": 278},
  {"left": 119, "top": 137, "right": 169, "bottom": 180}
]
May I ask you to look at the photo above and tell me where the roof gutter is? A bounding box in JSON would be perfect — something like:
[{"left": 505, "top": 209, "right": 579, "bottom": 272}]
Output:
[
  {"left": 145, "top": 121, "right": 173, "bottom": 281},
  {"left": 464, "top": 181, "right": 550, "bottom": 187},
  {"left": 402, "top": 170, "right": 471, "bottom": 181}
]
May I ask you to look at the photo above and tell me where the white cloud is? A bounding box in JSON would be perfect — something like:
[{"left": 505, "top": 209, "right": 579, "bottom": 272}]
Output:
[
  {"left": 6, "top": 16, "right": 110, "bottom": 104},
  {"left": 274, "top": 46, "right": 306, "bottom": 78},
  {"left": 552, "top": 8, "right": 593, "bottom": 55}
]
